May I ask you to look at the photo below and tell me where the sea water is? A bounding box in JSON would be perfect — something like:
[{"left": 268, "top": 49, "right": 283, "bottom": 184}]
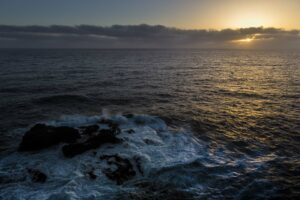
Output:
[{"left": 0, "top": 49, "right": 299, "bottom": 199}]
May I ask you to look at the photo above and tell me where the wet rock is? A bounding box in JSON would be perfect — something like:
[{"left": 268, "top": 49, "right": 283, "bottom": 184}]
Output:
[
  {"left": 80, "top": 125, "right": 99, "bottom": 135},
  {"left": 133, "top": 155, "right": 144, "bottom": 175},
  {"left": 144, "top": 138, "right": 159, "bottom": 145},
  {"left": 55, "top": 126, "right": 81, "bottom": 143},
  {"left": 99, "top": 119, "right": 115, "bottom": 127},
  {"left": 100, "top": 154, "right": 136, "bottom": 185},
  {"left": 27, "top": 169, "right": 47, "bottom": 183},
  {"left": 62, "top": 131, "right": 121, "bottom": 158},
  {"left": 111, "top": 125, "right": 121, "bottom": 134},
  {"left": 62, "top": 143, "right": 89, "bottom": 158},
  {"left": 124, "top": 114, "right": 134, "bottom": 118},
  {"left": 99, "top": 119, "right": 120, "bottom": 134},
  {"left": 19, "top": 124, "right": 80, "bottom": 151},
  {"left": 126, "top": 129, "right": 135, "bottom": 134},
  {"left": 134, "top": 118, "right": 146, "bottom": 125},
  {"left": 87, "top": 171, "right": 97, "bottom": 180},
  {"left": 98, "top": 128, "right": 117, "bottom": 136}
]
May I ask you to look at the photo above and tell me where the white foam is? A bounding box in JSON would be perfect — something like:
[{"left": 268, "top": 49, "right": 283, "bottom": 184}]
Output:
[{"left": 0, "top": 114, "right": 276, "bottom": 200}]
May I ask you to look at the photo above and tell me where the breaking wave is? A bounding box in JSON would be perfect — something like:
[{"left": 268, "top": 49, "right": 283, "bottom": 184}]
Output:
[{"left": 0, "top": 114, "right": 285, "bottom": 199}]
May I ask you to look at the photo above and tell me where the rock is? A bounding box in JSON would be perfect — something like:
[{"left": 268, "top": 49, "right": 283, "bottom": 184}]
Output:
[
  {"left": 27, "top": 169, "right": 47, "bottom": 183},
  {"left": 99, "top": 119, "right": 120, "bottom": 134},
  {"left": 111, "top": 125, "right": 121, "bottom": 134},
  {"left": 62, "top": 143, "right": 89, "bottom": 158},
  {"left": 80, "top": 125, "right": 99, "bottom": 135},
  {"left": 126, "top": 129, "right": 135, "bottom": 134},
  {"left": 87, "top": 171, "right": 97, "bottom": 180},
  {"left": 19, "top": 124, "right": 80, "bottom": 151},
  {"left": 62, "top": 131, "right": 121, "bottom": 158},
  {"left": 144, "top": 138, "right": 159, "bottom": 145},
  {"left": 98, "top": 128, "right": 117, "bottom": 136},
  {"left": 124, "top": 114, "right": 134, "bottom": 118},
  {"left": 133, "top": 155, "right": 144, "bottom": 175},
  {"left": 19, "top": 124, "right": 54, "bottom": 151},
  {"left": 100, "top": 154, "right": 136, "bottom": 185},
  {"left": 134, "top": 118, "right": 146, "bottom": 125},
  {"left": 55, "top": 126, "right": 81, "bottom": 143},
  {"left": 99, "top": 119, "right": 115, "bottom": 127}
]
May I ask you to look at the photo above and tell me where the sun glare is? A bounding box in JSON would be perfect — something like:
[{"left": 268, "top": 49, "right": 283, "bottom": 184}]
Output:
[
  {"left": 238, "top": 38, "right": 253, "bottom": 43},
  {"left": 225, "top": 8, "right": 273, "bottom": 29},
  {"left": 232, "top": 37, "right": 255, "bottom": 44}
]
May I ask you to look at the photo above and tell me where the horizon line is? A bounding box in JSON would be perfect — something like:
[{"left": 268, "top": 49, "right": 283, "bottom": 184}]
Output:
[{"left": 0, "top": 24, "right": 299, "bottom": 31}]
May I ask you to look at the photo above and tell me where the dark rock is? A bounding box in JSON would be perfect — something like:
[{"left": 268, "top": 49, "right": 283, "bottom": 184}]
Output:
[
  {"left": 80, "top": 125, "right": 99, "bottom": 135},
  {"left": 144, "top": 138, "right": 158, "bottom": 145},
  {"left": 100, "top": 154, "right": 136, "bottom": 185},
  {"left": 19, "top": 124, "right": 80, "bottom": 151},
  {"left": 93, "top": 130, "right": 122, "bottom": 144},
  {"left": 55, "top": 126, "right": 81, "bottom": 143},
  {"left": 99, "top": 119, "right": 115, "bottom": 126},
  {"left": 19, "top": 124, "right": 55, "bottom": 151},
  {"left": 126, "top": 129, "right": 135, "bottom": 134},
  {"left": 124, "top": 114, "right": 134, "bottom": 118},
  {"left": 62, "top": 143, "right": 90, "bottom": 158},
  {"left": 27, "top": 169, "right": 47, "bottom": 183},
  {"left": 133, "top": 155, "right": 144, "bottom": 175},
  {"left": 99, "top": 119, "right": 120, "bottom": 134},
  {"left": 98, "top": 128, "right": 117, "bottom": 136},
  {"left": 134, "top": 118, "right": 146, "bottom": 125},
  {"left": 62, "top": 131, "right": 121, "bottom": 158},
  {"left": 112, "top": 125, "right": 121, "bottom": 135},
  {"left": 87, "top": 170, "right": 97, "bottom": 180}
]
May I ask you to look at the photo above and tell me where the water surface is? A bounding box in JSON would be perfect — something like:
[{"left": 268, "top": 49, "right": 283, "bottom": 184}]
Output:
[{"left": 0, "top": 49, "right": 299, "bottom": 199}]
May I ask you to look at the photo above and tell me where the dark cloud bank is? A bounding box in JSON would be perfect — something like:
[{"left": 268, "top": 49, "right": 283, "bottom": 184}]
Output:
[{"left": 0, "top": 24, "right": 299, "bottom": 49}]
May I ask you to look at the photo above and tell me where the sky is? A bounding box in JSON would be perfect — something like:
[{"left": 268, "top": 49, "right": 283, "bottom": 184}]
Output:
[
  {"left": 1, "top": 0, "right": 300, "bottom": 29},
  {"left": 0, "top": 0, "right": 300, "bottom": 49}
]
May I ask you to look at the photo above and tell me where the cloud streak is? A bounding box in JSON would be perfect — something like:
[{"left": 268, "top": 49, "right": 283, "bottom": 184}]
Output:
[{"left": 0, "top": 24, "right": 299, "bottom": 49}]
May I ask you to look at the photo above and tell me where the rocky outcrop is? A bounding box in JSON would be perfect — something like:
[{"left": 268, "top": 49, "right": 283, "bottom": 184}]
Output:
[
  {"left": 62, "top": 130, "right": 121, "bottom": 158},
  {"left": 99, "top": 119, "right": 120, "bottom": 134},
  {"left": 87, "top": 171, "right": 97, "bottom": 180},
  {"left": 126, "top": 129, "right": 135, "bottom": 134},
  {"left": 17, "top": 119, "right": 142, "bottom": 185},
  {"left": 18, "top": 124, "right": 80, "bottom": 151},
  {"left": 27, "top": 169, "right": 47, "bottom": 183},
  {"left": 100, "top": 154, "right": 136, "bottom": 185},
  {"left": 80, "top": 125, "right": 99, "bottom": 135}
]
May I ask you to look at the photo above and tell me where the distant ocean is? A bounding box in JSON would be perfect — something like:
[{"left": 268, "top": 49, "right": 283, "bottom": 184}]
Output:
[{"left": 0, "top": 49, "right": 299, "bottom": 199}]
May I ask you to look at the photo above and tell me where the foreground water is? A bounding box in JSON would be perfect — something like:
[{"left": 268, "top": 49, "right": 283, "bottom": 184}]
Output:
[{"left": 0, "top": 49, "right": 299, "bottom": 199}]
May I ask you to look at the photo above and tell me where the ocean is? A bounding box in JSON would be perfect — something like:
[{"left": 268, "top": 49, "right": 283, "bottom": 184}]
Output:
[{"left": 0, "top": 49, "right": 299, "bottom": 199}]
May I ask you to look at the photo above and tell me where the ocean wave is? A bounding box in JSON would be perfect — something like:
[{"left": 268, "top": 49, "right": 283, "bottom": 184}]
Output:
[{"left": 0, "top": 114, "right": 287, "bottom": 199}]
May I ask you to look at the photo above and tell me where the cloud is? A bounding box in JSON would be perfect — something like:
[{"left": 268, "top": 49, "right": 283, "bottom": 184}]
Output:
[{"left": 0, "top": 24, "right": 299, "bottom": 49}]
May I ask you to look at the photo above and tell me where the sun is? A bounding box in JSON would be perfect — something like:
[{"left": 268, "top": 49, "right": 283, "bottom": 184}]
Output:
[
  {"left": 232, "top": 36, "right": 255, "bottom": 44},
  {"left": 237, "top": 38, "right": 253, "bottom": 43}
]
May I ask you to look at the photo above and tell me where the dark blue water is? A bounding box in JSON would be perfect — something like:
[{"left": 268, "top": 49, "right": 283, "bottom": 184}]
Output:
[{"left": 0, "top": 49, "right": 299, "bottom": 199}]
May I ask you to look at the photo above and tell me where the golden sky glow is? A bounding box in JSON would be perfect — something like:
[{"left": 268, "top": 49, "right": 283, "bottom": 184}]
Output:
[
  {"left": 0, "top": 0, "right": 299, "bottom": 49},
  {"left": 167, "top": 0, "right": 300, "bottom": 30},
  {"left": 236, "top": 38, "right": 254, "bottom": 43},
  {"left": 1, "top": 0, "right": 299, "bottom": 30}
]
